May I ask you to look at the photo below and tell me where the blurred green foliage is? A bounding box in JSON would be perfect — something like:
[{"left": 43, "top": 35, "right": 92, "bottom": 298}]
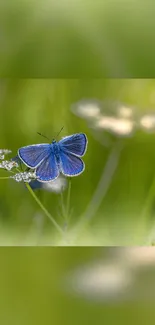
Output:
[
  {"left": 0, "top": 79, "right": 155, "bottom": 245},
  {"left": 0, "top": 247, "right": 155, "bottom": 325},
  {"left": 0, "top": 0, "right": 155, "bottom": 76},
  {"left": 1, "top": 2, "right": 155, "bottom": 323}
]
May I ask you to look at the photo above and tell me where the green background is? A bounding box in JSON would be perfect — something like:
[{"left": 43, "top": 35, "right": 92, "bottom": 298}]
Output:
[
  {"left": 0, "top": 79, "right": 155, "bottom": 245},
  {"left": 1, "top": 2, "right": 155, "bottom": 324},
  {"left": 0, "top": 0, "right": 155, "bottom": 77},
  {"left": 0, "top": 247, "right": 154, "bottom": 325}
]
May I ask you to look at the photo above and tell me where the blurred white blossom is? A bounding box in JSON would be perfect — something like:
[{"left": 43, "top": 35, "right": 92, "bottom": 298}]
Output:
[
  {"left": 116, "top": 104, "right": 135, "bottom": 119},
  {"left": 71, "top": 99, "right": 137, "bottom": 138},
  {"left": 65, "top": 247, "right": 155, "bottom": 302},
  {"left": 42, "top": 175, "right": 67, "bottom": 193},
  {"left": 30, "top": 175, "right": 67, "bottom": 193},
  {"left": 66, "top": 261, "right": 132, "bottom": 301},
  {"left": 71, "top": 99, "right": 101, "bottom": 120},
  {"left": 101, "top": 100, "right": 137, "bottom": 119},
  {"left": 114, "top": 247, "right": 155, "bottom": 269},
  {"left": 95, "top": 116, "right": 135, "bottom": 136},
  {"left": 140, "top": 113, "right": 155, "bottom": 132}
]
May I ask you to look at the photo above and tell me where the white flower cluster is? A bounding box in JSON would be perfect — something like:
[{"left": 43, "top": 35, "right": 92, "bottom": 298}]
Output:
[
  {"left": 71, "top": 99, "right": 137, "bottom": 137},
  {"left": 0, "top": 160, "right": 19, "bottom": 170},
  {"left": 71, "top": 99, "right": 101, "bottom": 120},
  {"left": 95, "top": 116, "right": 134, "bottom": 136},
  {"left": 11, "top": 172, "right": 37, "bottom": 183},
  {"left": 0, "top": 149, "right": 17, "bottom": 170},
  {"left": 66, "top": 262, "right": 132, "bottom": 301},
  {"left": 72, "top": 98, "right": 155, "bottom": 137},
  {"left": 66, "top": 248, "right": 155, "bottom": 302},
  {"left": 140, "top": 113, "right": 155, "bottom": 133},
  {"left": 0, "top": 149, "right": 12, "bottom": 155},
  {"left": 0, "top": 149, "right": 12, "bottom": 161}
]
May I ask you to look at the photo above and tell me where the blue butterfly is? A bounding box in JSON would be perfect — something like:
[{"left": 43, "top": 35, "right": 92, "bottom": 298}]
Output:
[{"left": 18, "top": 133, "right": 88, "bottom": 183}]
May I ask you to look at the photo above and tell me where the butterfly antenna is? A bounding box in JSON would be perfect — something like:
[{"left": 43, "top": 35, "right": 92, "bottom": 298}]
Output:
[
  {"left": 37, "top": 132, "right": 50, "bottom": 141},
  {"left": 55, "top": 126, "right": 64, "bottom": 140}
]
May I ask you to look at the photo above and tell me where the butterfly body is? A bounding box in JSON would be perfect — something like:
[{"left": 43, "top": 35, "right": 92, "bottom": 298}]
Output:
[
  {"left": 18, "top": 133, "right": 88, "bottom": 183},
  {"left": 51, "top": 140, "right": 61, "bottom": 165}
]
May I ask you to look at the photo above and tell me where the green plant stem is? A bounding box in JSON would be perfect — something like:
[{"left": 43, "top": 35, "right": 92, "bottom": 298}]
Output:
[
  {"left": 25, "top": 183, "right": 64, "bottom": 236},
  {"left": 60, "top": 178, "right": 72, "bottom": 230},
  {"left": 72, "top": 140, "right": 124, "bottom": 242},
  {"left": 60, "top": 191, "right": 66, "bottom": 219},
  {"left": 139, "top": 175, "right": 155, "bottom": 242},
  {"left": 141, "top": 176, "right": 155, "bottom": 221},
  {"left": 66, "top": 178, "right": 72, "bottom": 219},
  {"left": 0, "top": 177, "right": 11, "bottom": 180}
]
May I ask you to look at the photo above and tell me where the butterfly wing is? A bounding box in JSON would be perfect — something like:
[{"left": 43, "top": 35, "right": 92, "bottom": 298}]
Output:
[
  {"left": 59, "top": 133, "right": 88, "bottom": 157},
  {"left": 36, "top": 152, "right": 59, "bottom": 182},
  {"left": 18, "top": 144, "right": 51, "bottom": 168},
  {"left": 59, "top": 150, "right": 85, "bottom": 176},
  {"left": 29, "top": 180, "right": 42, "bottom": 190}
]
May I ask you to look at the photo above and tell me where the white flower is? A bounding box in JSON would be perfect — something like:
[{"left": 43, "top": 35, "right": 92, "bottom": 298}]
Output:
[
  {"left": 0, "top": 149, "right": 12, "bottom": 155},
  {"left": 115, "top": 247, "right": 155, "bottom": 269},
  {"left": 71, "top": 99, "right": 137, "bottom": 138},
  {"left": 95, "top": 116, "right": 135, "bottom": 136},
  {"left": 66, "top": 261, "right": 132, "bottom": 301},
  {"left": 0, "top": 160, "right": 19, "bottom": 170},
  {"left": 65, "top": 248, "right": 155, "bottom": 302},
  {"left": 140, "top": 113, "right": 155, "bottom": 132},
  {"left": 11, "top": 171, "right": 37, "bottom": 183},
  {"left": 71, "top": 99, "right": 101, "bottom": 120},
  {"left": 116, "top": 105, "right": 135, "bottom": 119},
  {"left": 0, "top": 149, "right": 12, "bottom": 160}
]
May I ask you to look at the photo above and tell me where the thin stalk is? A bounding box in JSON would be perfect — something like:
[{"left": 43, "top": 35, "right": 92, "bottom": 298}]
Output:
[
  {"left": 25, "top": 183, "right": 64, "bottom": 236},
  {"left": 60, "top": 178, "right": 72, "bottom": 231},
  {"left": 141, "top": 176, "right": 155, "bottom": 222},
  {"left": 72, "top": 140, "right": 124, "bottom": 242},
  {"left": 60, "top": 191, "right": 66, "bottom": 219},
  {"left": 66, "top": 178, "right": 72, "bottom": 219},
  {"left": 139, "top": 175, "right": 155, "bottom": 242},
  {"left": 0, "top": 177, "right": 11, "bottom": 180}
]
